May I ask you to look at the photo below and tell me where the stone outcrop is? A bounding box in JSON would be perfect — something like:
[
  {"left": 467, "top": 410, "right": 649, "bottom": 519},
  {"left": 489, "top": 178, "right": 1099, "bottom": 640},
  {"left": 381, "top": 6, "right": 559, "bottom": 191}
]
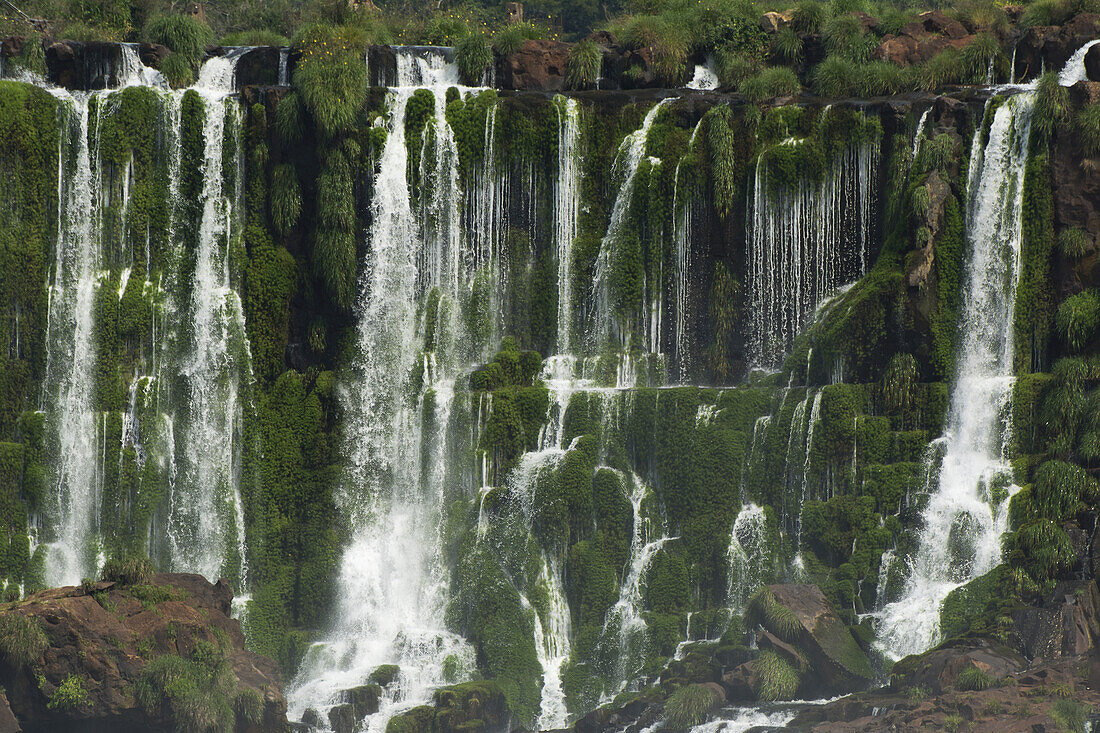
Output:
[
  {"left": 496, "top": 39, "right": 570, "bottom": 92},
  {"left": 874, "top": 10, "right": 975, "bottom": 66},
  {"left": 1014, "top": 12, "right": 1100, "bottom": 82},
  {"left": 0, "top": 573, "right": 286, "bottom": 733}
]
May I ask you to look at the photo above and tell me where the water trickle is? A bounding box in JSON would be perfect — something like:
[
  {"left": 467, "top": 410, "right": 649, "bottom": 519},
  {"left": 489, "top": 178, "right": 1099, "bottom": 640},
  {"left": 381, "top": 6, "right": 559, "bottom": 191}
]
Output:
[
  {"left": 727, "top": 503, "right": 768, "bottom": 610},
  {"left": 673, "top": 121, "right": 703, "bottom": 383},
  {"left": 875, "top": 91, "right": 1034, "bottom": 660},
  {"left": 746, "top": 131, "right": 879, "bottom": 367},
  {"left": 532, "top": 556, "right": 572, "bottom": 730},
  {"left": 912, "top": 108, "right": 931, "bottom": 159}
]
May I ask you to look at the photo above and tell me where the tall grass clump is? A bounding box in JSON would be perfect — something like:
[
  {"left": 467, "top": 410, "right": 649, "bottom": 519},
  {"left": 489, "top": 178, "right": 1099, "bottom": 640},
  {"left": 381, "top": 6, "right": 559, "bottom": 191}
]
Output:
[
  {"left": 144, "top": 14, "right": 214, "bottom": 65},
  {"left": 271, "top": 164, "right": 302, "bottom": 235},
  {"left": 747, "top": 587, "right": 802, "bottom": 640},
  {"left": 622, "top": 15, "right": 688, "bottom": 84},
  {"left": 1034, "top": 71, "right": 1070, "bottom": 138},
  {"left": 313, "top": 148, "right": 358, "bottom": 310},
  {"left": 100, "top": 556, "right": 155, "bottom": 586},
  {"left": 714, "top": 48, "right": 761, "bottom": 87},
  {"left": 292, "top": 23, "right": 368, "bottom": 138},
  {"left": 772, "top": 27, "right": 803, "bottom": 63},
  {"left": 136, "top": 642, "right": 239, "bottom": 733},
  {"left": 1058, "top": 228, "right": 1093, "bottom": 258},
  {"left": 0, "top": 613, "right": 48, "bottom": 668},
  {"left": 956, "top": 665, "right": 997, "bottom": 691},
  {"left": 663, "top": 684, "right": 721, "bottom": 729},
  {"left": 740, "top": 66, "right": 801, "bottom": 101},
  {"left": 811, "top": 55, "right": 861, "bottom": 97},
  {"left": 754, "top": 650, "right": 801, "bottom": 700},
  {"left": 219, "top": 30, "right": 291, "bottom": 47},
  {"left": 824, "top": 14, "right": 874, "bottom": 62},
  {"left": 456, "top": 33, "right": 492, "bottom": 85},
  {"left": 1055, "top": 290, "right": 1100, "bottom": 354},
  {"left": 791, "top": 1, "right": 830, "bottom": 33},
  {"left": 492, "top": 22, "right": 542, "bottom": 56},
  {"left": 566, "top": 39, "right": 602, "bottom": 89}
]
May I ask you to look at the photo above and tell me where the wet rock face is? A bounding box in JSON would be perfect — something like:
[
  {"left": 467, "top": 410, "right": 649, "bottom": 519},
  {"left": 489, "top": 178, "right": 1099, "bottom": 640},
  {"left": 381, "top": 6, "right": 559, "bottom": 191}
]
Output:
[
  {"left": 874, "top": 10, "right": 975, "bottom": 66},
  {"left": 46, "top": 41, "right": 128, "bottom": 90},
  {"left": 0, "top": 573, "right": 287, "bottom": 733},
  {"left": 1015, "top": 12, "right": 1100, "bottom": 82}
]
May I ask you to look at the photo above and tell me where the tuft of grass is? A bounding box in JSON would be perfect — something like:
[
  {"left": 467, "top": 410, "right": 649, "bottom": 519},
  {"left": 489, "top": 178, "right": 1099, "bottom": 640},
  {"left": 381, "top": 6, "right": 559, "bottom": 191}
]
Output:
[
  {"left": 1055, "top": 290, "right": 1100, "bottom": 354},
  {"left": 920, "top": 48, "right": 966, "bottom": 91},
  {"left": 130, "top": 584, "right": 186, "bottom": 609},
  {"left": 824, "top": 14, "right": 874, "bottom": 63},
  {"left": 159, "top": 53, "right": 194, "bottom": 88},
  {"left": 100, "top": 556, "right": 155, "bottom": 586},
  {"left": 714, "top": 48, "right": 761, "bottom": 88},
  {"left": 270, "top": 164, "right": 302, "bottom": 235},
  {"left": 455, "top": 33, "right": 492, "bottom": 85},
  {"left": 137, "top": 643, "right": 237, "bottom": 733},
  {"left": 48, "top": 675, "right": 91, "bottom": 711},
  {"left": 1076, "top": 104, "right": 1100, "bottom": 157},
  {"left": 944, "top": 713, "right": 967, "bottom": 732},
  {"left": 811, "top": 54, "right": 860, "bottom": 97},
  {"left": 274, "top": 91, "right": 305, "bottom": 144},
  {"left": 1058, "top": 229, "right": 1094, "bottom": 258},
  {"left": 234, "top": 688, "right": 264, "bottom": 725},
  {"left": 961, "top": 33, "right": 1002, "bottom": 81},
  {"left": 144, "top": 14, "right": 214, "bottom": 65},
  {"left": 292, "top": 23, "right": 368, "bottom": 138},
  {"left": 566, "top": 39, "right": 602, "bottom": 90},
  {"left": 747, "top": 587, "right": 802, "bottom": 640},
  {"left": 956, "top": 665, "right": 997, "bottom": 691},
  {"left": 906, "top": 684, "right": 929, "bottom": 704},
  {"left": 663, "top": 683, "right": 721, "bottom": 728},
  {"left": 754, "top": 650, "right": 800, "bottom": 701},
  {"left": 791, "top": 1, "right": 830, "bottom": 33},
  {"left": 772, "top": 27, "right": 803, "bottom": 62},
  {"left": 1050, "top": 698, "right": 1087, "bottom": 733},
  {"left": 491, "top": 22, "right": 542, "bottom": 56},
  {"left": 1034, "top": 71, "right": 1070, "bottom": 138},
  {"left": 622, "top": 15, "right": 688, "bottom": 84},
  {"left": 740, "top": 66, "right": 801, "bottom": 101},
  {"left": 0, "top": 614, "right": 48, "bottom": 668}
]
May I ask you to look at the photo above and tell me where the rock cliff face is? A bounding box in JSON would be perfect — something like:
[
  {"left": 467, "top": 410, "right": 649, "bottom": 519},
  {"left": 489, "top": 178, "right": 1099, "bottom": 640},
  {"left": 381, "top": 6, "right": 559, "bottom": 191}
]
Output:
[{"left": 0, "top": 573, "right": 287, "bottom": 733}]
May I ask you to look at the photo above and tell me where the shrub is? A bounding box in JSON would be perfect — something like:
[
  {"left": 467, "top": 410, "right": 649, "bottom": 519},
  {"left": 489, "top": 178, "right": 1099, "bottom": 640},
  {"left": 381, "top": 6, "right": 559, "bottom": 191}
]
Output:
[
  {"left": 623, "top": 15, "right": 688, "bottom": 83},
  {"left": 1055, "top": 290, "right": 1100, "bottom": 353},
  {"left": 754, "top": 650, "right": 800, "bottom": 700},
  {"left": 663, "top": 684, "right": 720, "bottom": 728},
  {"left": 0, "top": 614, "right": 48, "bottom": 668},
  {"left": 47, "top": 675, "right": 91, "bottom": 711},
  {"left": 100, "top": 556, "right": 155, "bottom": 586},
  {"left": 1034, "top": 71, "right": 1070, "bottom": 138},
  {"left": 772, "top": 27, "right": 803, "bottom": 62},
  {"left": 740, "top": 66, "right": 801, "bottom": 101},
  {"left": 920, "top": 49, "right": 966, "bottom": 91},
  {"left": 824, "top": 14, "right": 873, "bottom": 63},
  {"left": 219, "top": 30, "right": 291, "bottom": 47},
  {"left": 234, "top": 688, "right": 264, "bottom": 725},
  {"left": 811, "top": 55, "right": 860, "bottom": 97},
  {"left": 860, "top": 61, "right": 908, "bottom": 96},
  {"left": 492, "top": 23, "right": 542, "bottom": 56},
  {"left": 1021, "top": 0, "right": 1069, "bottom": 28},
  {"left": 144, "top": 14, "right": 213, "bottom": 65},
  {"left": 714, "top": 48, "right": 761, "bottom": 87},
  {"left": 961, "top": 33, "right": 1002, "bottom": 81},
  {"left": 455, "top": 33, "right": 492, "bottom": 85},
  {"left": 1076, "top": 104, "right": 1100, "bottom": 156},
  {"left": 270, "top": 164, "right": 301, "bottom": 234},
  {"left": 292, "top": 24, "right": 368, "bottom": 138},
  {"left": 274, "top": 90, "right": 304, "bottom": 144},
  {"left": 791, "top": 1, "right": 830, "bottom": 33},
  {"left": 566, "top": 39, "right": 602, "bottom": 90},
  {"left": 1058, "top": 229, "right": 1093, "bottom": 258},
  {"left": 159, "top": 53, "right": 195, "bottom": 88},
  {"left": 956, "top": 665, "right": 997, "bottom": 691},
  {"left": 1050, "top": 698, "right": 1087, "bottom": 733},
  {"left": 136, "top": 644, "right": 238, "bottom": 733}
]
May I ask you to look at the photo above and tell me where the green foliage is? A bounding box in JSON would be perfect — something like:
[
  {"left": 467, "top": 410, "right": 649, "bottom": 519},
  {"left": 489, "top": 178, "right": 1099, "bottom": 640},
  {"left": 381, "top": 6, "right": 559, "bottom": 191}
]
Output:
[
  {"left": 1050, "top": 698, "right": 1088, "bottom": 732},
  {"left": 622, "top": 15, "right": 688, "bottom": 83},
  {"left": 1034, "top": 72, "right": 1070, "bottom": 138},
  {"left": 1058, "top": 229, "right": 1093, "bottom": 258},
  {"left": 313, "top": 149, "right": 358, "bottom": 310},
  {"left": 663, "top": 683, "right": 720, "bottom": 728},
  {"left": 811, "top": 55, "right": 861, "bottom": 98},
  {"left": 956, "top": 665, "right": 997, "bottom": 691},
  {"left": 566, "top": 39, "right": 603, "bottom": 90},
  {"left": 292, "top": 24, "right": 368, "bottom": 138},
  {"left": 144, "top": 14, "right": 214, "bottom": 65},
  {"left": 824, "top": 14, "right": 874, "bottom": 63},
  {"left": 270, "top": 164, "right": 301, "bottom": 235},
  {"left": 274, "top": 91, "right": 305, "bottom": 145},
  {"left": 747, "top": 587, "right": 800, "bottom": 641},
  {"left": 739, "top": 66, "right": 801, "bottom": 102},
  {"left": 47, "top": 674, "right": 91, "bottom": 711},
  {"left": 1055, "top": 290, "right": 1100, "bottom": 354},
  {"left": 771, "top": 27, "right": 803, "bottom": 63},
  {"left": 791, "top": 1, "right": 830, "bottom": 33},
  {"left": 0, "top": 613, "right": 48, "bottom": 668},
  {"left": 159, "top": 53, "right": 195, "bottom": 88},
  {"left": 99, "top": 556, "right": 155, "bottom": 586},
  {"left": 754, "top": 650, "right": 800, "bottom": 701},
  {"left": 136, "top": 643, "right": 240, "bottom": 733},
  {"left": 456, "top": 33, "right": 493, "bottom": 86},
  {"left": 1077, "top": 104, "right": 1100, "bottom": 157},
  {"left": 714, "top": 49, "right": 761, "bottom": 87},
  {"left": 492, "top": 22, "right": 542, "bottom": 56},
  {"left": 220, "top": 29, "right": 291, "bottom": 46}
]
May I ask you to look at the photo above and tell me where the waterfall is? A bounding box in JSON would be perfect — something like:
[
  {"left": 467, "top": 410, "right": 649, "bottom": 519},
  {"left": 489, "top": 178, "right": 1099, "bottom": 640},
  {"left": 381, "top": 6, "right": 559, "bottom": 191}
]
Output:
[
  {"left": 41, "top": 92, "right": 101, "bottom": 586},
  {"left": 727, "top": 502, "right": 768, "bottom": 609},
  {"left": 673, "top": 121, "right": 703, "bottom": 383},
  {"left": 533, "top": 556, "right": 572, "bottom": 730},
  {"left": 591, "top": 99, "right": 672, "bottom": 350},
  {"left": 1059, "top": 40, "right": 1100, "bottom": 86},
  {"left": 912, "top": 108, "right": 931, "bottom": 158},
  {"left": 874, "top": 91, "right": 1035, "bottom": 661},
  {"left": 746, "top": 131, "right": 879, "bottom": 368},
  {"left": 288, "top": 49, "right": 481, "bottom": 729},
  {"left": 554, "top": 96, "right": 581, "bottom": 355},
  {"left": 686, "top": 56, "right": 719, "bottom": 91},
  {"left": 167, "top": 54, "right": 251, "bottom": 586}
]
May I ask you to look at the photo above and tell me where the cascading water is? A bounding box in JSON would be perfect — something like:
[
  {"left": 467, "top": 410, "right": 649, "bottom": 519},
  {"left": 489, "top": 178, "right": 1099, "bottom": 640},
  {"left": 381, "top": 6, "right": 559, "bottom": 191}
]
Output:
[
  {"left": 1059, "top": 40, "right": 1100, "bottom": 86},
  {"left": 686, "top": 56, "right": 719, "bottom": 91},
  {"left": 746, "top": 131, "right": 879, "bottom": 368},
  {"left": 874, "top": 90, "right": 1035, "bottom": 660},
  {"left": 167, "top": 54, "right": 251, "bottom": 586},
  {"left": 41, "top": 92, "right": 101, "bottom": 586},
  {"left": 591, "top": 99, "right": 672, "bottom": 350},
  {"left": 554, "top": 96, "right": 581, "bottom": 356},
  {"left": 532, "top": 556, "right": 572, "bottom": 730},
  {"left": 673, "top": 121, "right": 703, "bottom": 383},
  {"left": 288, "top": 49, "right": 481, "bottom": 730},
  {"left": 726, "top": 503, "right": 768, "bottom": 610}
]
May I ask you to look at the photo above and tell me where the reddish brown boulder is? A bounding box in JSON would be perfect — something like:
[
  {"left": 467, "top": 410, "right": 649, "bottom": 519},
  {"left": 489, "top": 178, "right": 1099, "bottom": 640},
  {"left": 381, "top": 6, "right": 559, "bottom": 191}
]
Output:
[
  {"left": 900, "top": 10, "right": 970, "bottom": 40},
  {"left": 497, "top": 39, "right": 570, "bottom": 92},
  {"left": 138, "top": 42, "right": 170, "bottom": 68},
  {"left": 0, "top": 573, "right": 286, "bottom": 732}
]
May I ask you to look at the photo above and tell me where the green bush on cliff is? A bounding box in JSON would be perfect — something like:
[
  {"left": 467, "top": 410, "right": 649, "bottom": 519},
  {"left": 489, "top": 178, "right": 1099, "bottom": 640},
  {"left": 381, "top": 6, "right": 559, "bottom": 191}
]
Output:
[
  {"left": 740, "top": 66, "right": 800, "bottom": 102},
  {"left": 663, "top": 683, "right": 721, "bottom": 728},
  {"left": 47, "top": 674, "right": 91, "bottom": 711},
  {"left": 456, "top": 34, "right": 492, "bottom": 85},
  {"left": 1034, "top": 72, "right": 1070, "bottom": 138},
  {"left": 144, "top": 14, "right": 213, "bottom": 67},
  {"left": 1077, "top": 104, "right": 1100, "bottom": 157},
  {"left": 0, "top": 613, "right": 48, "bottom": 668},
  {"left": 292, "top": 24, "right": 368, "bottom": 138},
  {"left": 492, "top": 23, "right": 542, "bottom": 56},
  {"left": 1058, "top": 229, "right": 1093, "bottom": 258},
  {"left": 566, "top": 40, "right": 602, "bottom": 90},
  {"left": 136, "top": 642, "right": 240, "bottom": 733},
  {"left": 100, "top": 556, "right": 155, "bottom": 586},
  {"left": 1055, "top": 290, "right": 1100, "bottom": 354},
  {"left": 754, "top": 650, "right": 800, "bottom": 701}
]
